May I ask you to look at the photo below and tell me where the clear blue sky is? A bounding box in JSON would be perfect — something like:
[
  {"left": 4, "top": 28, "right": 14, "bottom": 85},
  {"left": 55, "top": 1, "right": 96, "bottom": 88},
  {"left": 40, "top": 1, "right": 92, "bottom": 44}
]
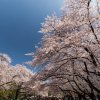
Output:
[{"left": 0, "top": 0, "right": 63, "bottom": 65}]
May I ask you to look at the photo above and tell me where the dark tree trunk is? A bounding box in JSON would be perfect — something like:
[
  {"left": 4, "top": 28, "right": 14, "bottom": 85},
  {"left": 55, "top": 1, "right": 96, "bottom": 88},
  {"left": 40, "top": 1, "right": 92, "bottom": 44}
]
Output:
[{"left": 89, "top": 93, "right": 96, "bottom": 100}]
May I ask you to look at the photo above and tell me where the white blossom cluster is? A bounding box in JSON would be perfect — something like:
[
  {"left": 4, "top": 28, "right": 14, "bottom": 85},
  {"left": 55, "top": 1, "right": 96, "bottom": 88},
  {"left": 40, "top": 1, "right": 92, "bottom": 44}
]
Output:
[{"left": 0, "top": 53, "right": 34, "bottom": 85}]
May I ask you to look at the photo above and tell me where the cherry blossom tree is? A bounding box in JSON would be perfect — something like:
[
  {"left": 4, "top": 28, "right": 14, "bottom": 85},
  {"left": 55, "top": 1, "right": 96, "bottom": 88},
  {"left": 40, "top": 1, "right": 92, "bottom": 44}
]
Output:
[
  {"left": 0, "top": 53, "right": 34, "bottom": 99},
  {"left": 29, "top": 0, "right": 100, "bottom": 99}
]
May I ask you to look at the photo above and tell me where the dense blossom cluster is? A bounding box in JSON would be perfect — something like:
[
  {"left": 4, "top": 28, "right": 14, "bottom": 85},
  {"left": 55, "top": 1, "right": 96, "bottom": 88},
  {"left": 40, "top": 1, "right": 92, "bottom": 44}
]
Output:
[
  {"left": 0, "top": 53, "right": 33, "bottom": 86},
  {"left": 30, "top": 0, "right": 100, "bottom": 99}
]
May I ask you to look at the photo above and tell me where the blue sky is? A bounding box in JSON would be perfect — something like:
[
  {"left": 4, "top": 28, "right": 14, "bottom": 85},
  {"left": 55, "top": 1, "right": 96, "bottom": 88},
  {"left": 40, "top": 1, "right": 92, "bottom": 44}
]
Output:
[{"left": 0, "top": 0, "right": 63, "bottom": 65}]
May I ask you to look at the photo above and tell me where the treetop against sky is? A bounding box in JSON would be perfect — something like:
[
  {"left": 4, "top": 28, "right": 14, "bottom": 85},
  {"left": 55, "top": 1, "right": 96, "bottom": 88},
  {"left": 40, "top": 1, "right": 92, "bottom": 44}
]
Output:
[{"left": 0, "top": 0, "right": 63, "bottom": 65}]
